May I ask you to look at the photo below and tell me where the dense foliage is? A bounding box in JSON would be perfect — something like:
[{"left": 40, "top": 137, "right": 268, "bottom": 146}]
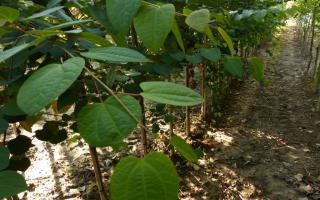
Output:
[{"left": 0, "top": 0, "right": 287, "bottom": 199}]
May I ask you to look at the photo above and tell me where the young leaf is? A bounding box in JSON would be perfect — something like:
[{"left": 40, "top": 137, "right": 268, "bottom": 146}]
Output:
[
  {"left": 0, "top": 6, "right": 20, "bottom": 22},
  {"left": 17, "top": 57, "right": 85, "bottom": 115},
  {"left": 0, "top": 44, "right": 29, "bottom": 63},
  {"left": 110, "top": 152, "right": 179, "bottom": 200},
  {"left": 134, "top": 4, "right": 175, "bottom": 52},
  {"left": 223, "top": 56, "right": 244, "bottom": 77},
  {"left": 106, "top": 0, "right": 141, "bottom": 34},
  {"left": 25, "top": 6, "right": 64, "bottom": 20},
  {"left": 200, "top": 48, "right": 221, "bottom": 62},
  {"left": 81, "top": 47, "right": 150, "bottom": 63},
  {"left": 248, "top": 57, "right": 265, "bottom": 82},
  {"left": 185, "top": 9, "right": 210, "bottom": 33},
  {"left": 170, "top": 135, "right": 198, "bottom": 163},
  {"left": 140, "top": 81, "right": 204, "bottom": 106},
  {"left": 0, "top": 171, "right": 27, "bottom": 198},
  {"left": 77, "top": 95, "right": 141, "bottom": 147},
  {"left": 217, "top": 27, "right": 235, "bottom": 55},
  {"left": 0, "top": 146, "right": 10, "bottom": 170}
]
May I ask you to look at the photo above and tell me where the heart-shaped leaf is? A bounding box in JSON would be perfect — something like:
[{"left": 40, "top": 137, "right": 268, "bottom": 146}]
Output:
[
  {"left": 0, "top": 146, "right": 10, "bottom": 170},
  {"left": 77, "top": 95, "right": 141, "bottom": 147},
  {"left": 110, "top": 152, "right": 179, "bottom": 200},
  {"left": 170, "top": 135, "right": 199, "bottom": 163},
  {"left": 81, "top": 47, "right": 150, "bottom": 63},
  {"left": 223, "top": 56, "right": 244, "bottom": 77},
  {"left": 0, "top": 170, "right": 27, "bottom": 198},
  {"left": 17, "top": 57, "right": 85, "bottom": 115},
  {"left": 140, "top": 81, "right": 204, "bottom": 106},
  {"left": 185, "top": 9, "right": 210, "bottom": 33},
  {"left": 106, "top": 0, "right": 141, "bottom": 34},
  {"left": 134, "top": 4, "right": 175, "bottom": 52}
]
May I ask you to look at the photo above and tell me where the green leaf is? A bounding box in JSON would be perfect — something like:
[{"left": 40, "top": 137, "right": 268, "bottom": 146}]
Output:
[
  {"left": 0, "top": 146, "right": 10, "bottom": 170},
  {"left": 2, "top": 99, "right": 25, "bottom": 116},
  {"left": 106, "top": 0, "right": 140, "bottom": 34},
  {"left": 0, "top": 44, "right": 29, "bottom": 63},
  {"left": 134, "top": 4, "right": 175, "bottom": 52},
  {"left": 81, "top": 47, "right": 150, "bottom": 63},
  {"left": 199, "top": 48, "right": 221, "bottom": 62},
  {"left": 77, "top": 95, "right": 141, "bottom": 147},
  {"left": 140, "top": 81, "right": 204, "bottom": 106},
  {"left": 217, "top": 27, "right": 235, "bottom": 55},
  {"left": 248, "top": 57, "right": 264, "bottom": 82},
  {"left": 110, "top": 152, "right": 179, "bottom": 200},
  {"left": 0, "top": 6, "right": 20, "bottom": 22},
  {"left": 25, "top": 6, "right": 64, "bottom": 20},
  {"left": 223, "top": 56, "right": 244, "bottom": 77},
  {"left": 170, "top": 135, "right": 198, "bottom": 163},
  {"left": 78, "top": 32, "right": 112, "bottom": 47},
  {"left": 171, "top": 20, "right": 185, "bottom": 52},
  {"left": 185, "top": 9, "right": 210, "bottom": 33},
  {"left": 17, "top": 57, "right": 85, "bottom": 115},
  {"left": 0, "top": 171, "right": 27, "bottom": 198}
]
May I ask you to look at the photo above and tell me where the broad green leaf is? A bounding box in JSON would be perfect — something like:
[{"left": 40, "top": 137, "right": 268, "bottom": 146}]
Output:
[
  {"left": 17, "top": 57, "right": 85, "bottom": 115},
  {"left": 0, "top": 6, "right": 20, "bottom": 22},
  {"left": 81, "top": 47, "right": 150, "bottom": 63},
  {"left": 217, "top": 27, "right": 235, "bottom": 55},
  {"left": 110, "top": 152, "right": 179, "bottom": 200},
  {"left": 170, "top": 135, "right": 198, "bottom": 163},
  {"left": 2, "top": 99, "right": 25, "bottom": 117},
  {"left": 0, "top": 44, "right": 29, "bottom": 63},
  {"left": 0, "top": 146, "right": 10, "bottom": 170},
  {"left": 185, "top": 9, "right": 210, "bottom": 33},
  {"left": 25, "top": 6, "right": 64, "bottom": 20},
  {"left": 78, "top": 32, "right": 112, "bottom": 47},
  {"left": 171, "top": 20, "right": 185, "bottom": 52},
  {"left": 200, "top": 48, "right": 221, "bottom": 62},
  {"left": 223, "top": 56, "right": 244, "bottom": 77},
  {"left": 140, "top": 81, "right": 204, "bottom": 106},
  {"left": 0, "top": 171, "right": 27, "bottom": 198},
  {"left": 248, "top": 57, "right": 264, "bottom": 82},
  {"left": 106, "top": 0, "right": 140, "bottom": 34},
  {"left": 134, "top": 4, "right": 175, "bottom": 52},
  {"left": 77, "top": 95, "right": 141, "bottom": 147}
]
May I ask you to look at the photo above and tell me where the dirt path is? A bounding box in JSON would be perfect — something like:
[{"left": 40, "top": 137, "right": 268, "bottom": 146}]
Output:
[{"left": 192, "top": 26, "right": 320, "bottom": 200}]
